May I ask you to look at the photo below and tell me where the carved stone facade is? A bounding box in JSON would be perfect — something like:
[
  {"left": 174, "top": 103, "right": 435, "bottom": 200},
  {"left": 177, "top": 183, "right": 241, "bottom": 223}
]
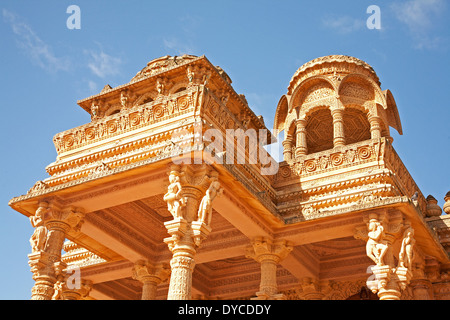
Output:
[{"left": 9, "top": 54, "right": 449, "bottom": 300}]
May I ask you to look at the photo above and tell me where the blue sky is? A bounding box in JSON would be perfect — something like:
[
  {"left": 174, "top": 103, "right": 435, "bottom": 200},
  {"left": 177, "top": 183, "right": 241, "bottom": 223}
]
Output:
[{"left": 0, "top": 0, "right": 449, "bottom": 299}]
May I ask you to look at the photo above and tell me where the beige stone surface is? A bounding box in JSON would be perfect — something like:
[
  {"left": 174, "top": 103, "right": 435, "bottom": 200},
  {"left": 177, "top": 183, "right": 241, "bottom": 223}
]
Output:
[{"left": 9, "top": 54, "right": 449, "bottom": 300}]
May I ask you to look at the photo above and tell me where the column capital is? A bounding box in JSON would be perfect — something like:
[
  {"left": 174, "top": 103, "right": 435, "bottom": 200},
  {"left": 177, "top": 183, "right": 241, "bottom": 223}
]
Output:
[
  {"left": 38, "top": 201, "right": 85, "bottom": 233},
  {"left": 297, "top": 277, "right": 331, "bottom": 300},
  {"left": 57, "top": 279, "right": 93, "bottom": 300},
  {"left": 246, "top": 237, "right": 293, "bottom": 300},
  {"left": 246, "top": 237, "right": 293, "bottom": 264},
  {"left": 132, "top": 260, "right": 170, "bottom": 300},
  {"left": 132, "top": 260, "right": 170, "bottom": 284},
  {"left": 330, "top": 107, "right": 345, "bottom": 116},
  {"left": 296, "top": 118, "right": 307, "bottom": 127}
]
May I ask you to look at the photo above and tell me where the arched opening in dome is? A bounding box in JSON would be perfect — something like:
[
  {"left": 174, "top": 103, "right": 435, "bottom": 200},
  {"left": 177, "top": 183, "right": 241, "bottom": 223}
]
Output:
[
  {"left": 343, "top": 107, "right": 371, "bottom": 145},
  {"left": 305, "top": 108, "right": 333, "bottom": 154}
]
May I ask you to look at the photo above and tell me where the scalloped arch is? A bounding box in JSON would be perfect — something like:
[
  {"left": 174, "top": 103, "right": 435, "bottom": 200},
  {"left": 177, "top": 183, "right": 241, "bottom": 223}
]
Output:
[
  {"left": 289, "top": 75, "right": 337, "bottom": 113},
  {"left": 338, "top": 73, "right": 386, "bottom": 107},
  {"left": 273, "top": 94, "right": 289, "bottom": 134},
  {"left": 383, "top": 89, "right": 403, "bottom": 135},
  {"left": 284, "top": 109, "right": 298, "bottom": 137}
]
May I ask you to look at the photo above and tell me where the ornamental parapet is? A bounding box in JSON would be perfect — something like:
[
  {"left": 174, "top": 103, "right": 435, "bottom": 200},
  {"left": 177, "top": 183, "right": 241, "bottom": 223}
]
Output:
[
  {"left": 275, "top": 137, "right": 427, "bottom": 222},
  {"left": 53, "top": 87, "right": 199, "bottom": 158}
]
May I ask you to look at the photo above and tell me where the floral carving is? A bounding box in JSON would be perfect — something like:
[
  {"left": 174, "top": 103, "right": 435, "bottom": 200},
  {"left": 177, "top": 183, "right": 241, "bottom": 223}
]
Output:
[
  {"left": 178, "top": 96, "right": 189, "bottom": 110},
  {"left": 330, "top": 153, "right": 344, "bottom": 166},
  {"left": 85, "top": 128, "right": 96, "bottom": 140},
  {"left": 129, "top": 112, "right": 141, "bottom": 126},
  {"left": 107, "top": 120, "right": 118, "bottom": 133},
  {"left": 153, "top": 105, "right": 165, "bottom": 118},
  {"left": 304, "top": 160, "right": 316, "bottom": 172},
  {"left": 357, "top": 146, "right": 371, "bottom": 159}
]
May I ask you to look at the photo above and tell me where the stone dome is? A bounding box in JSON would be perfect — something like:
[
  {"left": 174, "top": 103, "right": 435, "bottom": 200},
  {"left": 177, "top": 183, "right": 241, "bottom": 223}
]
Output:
[
  {"left": 130, "top": 54, "right": 199, "bottom": 82},
  {"left": 130, "top": 54, "right": 232, "bottom": 84},
  {"left": 287, "top": 55, "right": 380, "bottom": 95}
]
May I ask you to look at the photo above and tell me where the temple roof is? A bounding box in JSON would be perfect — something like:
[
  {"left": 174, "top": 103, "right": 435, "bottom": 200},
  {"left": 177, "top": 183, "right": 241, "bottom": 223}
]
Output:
[
  {"left": 130, "top": 54, "right": 199, "bottom": 82},
  {"left": 287, "top": 55, "right": 380, "bottom": 94}
]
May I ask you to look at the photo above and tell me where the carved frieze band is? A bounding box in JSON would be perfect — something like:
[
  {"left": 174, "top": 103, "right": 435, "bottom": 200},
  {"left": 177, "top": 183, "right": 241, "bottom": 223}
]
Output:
[{"left": 54, "top": 88, "right": 198, "bottom": 155}]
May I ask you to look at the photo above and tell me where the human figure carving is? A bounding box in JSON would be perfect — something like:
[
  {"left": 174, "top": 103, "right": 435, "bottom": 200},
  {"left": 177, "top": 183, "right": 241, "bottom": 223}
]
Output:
[
  {"left": 187, "top": 66, "right": 194, "bottom": 83},
  {"left": 156, "top": 78, "right": 164, "bottom": 94},
  {"left": 52, "top": 281, "right": 63, "bottom": 300},
  {"left": 163, "top": 172, "right": 185, "bottom": 219},
  {"left": 29, "top": 205, "right": 47, "bottom": 253},
  {"left": 120, "top": 92, "right": 128, "bottom": 110},
  {"left": 399, "top": 228, "right": 415, "bottom": 269},
  {"left": 90, "top": 102, "right": 99, "bottom": 120},
  {"left": 197, "top": 179, "right": 222, "bottom": 226},
  {"left": 366, "top": 219, "right": 388, "bottom": 266}
]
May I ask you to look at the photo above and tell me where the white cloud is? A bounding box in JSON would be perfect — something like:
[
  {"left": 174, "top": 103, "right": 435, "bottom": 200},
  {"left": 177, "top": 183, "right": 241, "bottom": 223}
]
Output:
[
  {"left": 391, "top": 0, "right": 446, "bottom": 49},
  {"left": 2, "top": 9, "right": 70, "bottom": 73},
  {"left": 84, "top": 49, "right": 122, "bottom": 79},
  {"left": 391, "top": 0, "right": 444, "bottom": 31},
  {"left": 322, "top": 15, "right": 365, "bottom": 34},
  {"left": 163, "top": 37, "right": 197, "bottom": 56}
]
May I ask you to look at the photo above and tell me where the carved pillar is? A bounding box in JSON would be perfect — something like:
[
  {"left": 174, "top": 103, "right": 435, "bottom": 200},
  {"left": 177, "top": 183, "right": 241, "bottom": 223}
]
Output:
[
  {"left": 28, "top": 201, "right": 84, "bottom": 300},
  {"left": 132, "top": 260, "right": 170, "bottom": 300},
  {"left": 297, "top": 277, "right": 330, "bottom": 300},
  {"left": 282, "top": 135, "right": 294, "bottom": 162},
  {"left": 163, "top": 164, "right": 222, "bottom": 300},
  {"left": 246, "top": 237, "right": 293, "bottom": 300},
  {"left": 410, "top": 279, "right": 433, "bottom": 300},
  {"left": 354, "top": 212, "right": 414, "bottom": 300},
  {"left": 408, "top": 254, "right": 435, "bottom": 300},
  {"left": 331, "top": 108, "right": 345, "bottom": 147},
  {"left": 57, "top": 279, "right": 92, "bottom": 300},
  {"left": 368, "top": 115, "right": 382, "bottom": 139},
  {"left": 295, "top": 119, "right": 308, "bottom": 157}
]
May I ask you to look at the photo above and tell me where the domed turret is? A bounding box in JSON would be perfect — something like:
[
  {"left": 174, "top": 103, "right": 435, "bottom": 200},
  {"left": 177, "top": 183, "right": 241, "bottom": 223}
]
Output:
[{"left": 274, "top": 55, "right": 402, "bottom": 162}]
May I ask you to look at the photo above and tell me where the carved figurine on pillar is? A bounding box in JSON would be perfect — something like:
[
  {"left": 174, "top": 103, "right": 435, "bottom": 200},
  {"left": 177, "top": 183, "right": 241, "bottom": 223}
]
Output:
[
  {"left": 163, "top": 164, "right": 222, "bottom": 300},
  {"left": 27, "top": 201, "right": 85, "bottom": 300},
  {"left": 90, "top": 101, "right": 99, "bottom": 121},
  {"left": 29, "top": 203, "right": 47, "bottom": 253},
  {"left": 366, "top": 219, "right": 388, "bottom": 266},
  {"left": 163, "top": 171, "right": 186, "bottom": 220},
  {"left": 120, "top": 91, "right": 128, "bottom": 111},
  {"left": 354, "top": 212, "right": 415, "bottom": 300},
  {"left": 196, "top": 178, "right": 223, "bottom": 226},
  {"left": 399, "top": 228, "right": 415, "bottom": 269}
]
